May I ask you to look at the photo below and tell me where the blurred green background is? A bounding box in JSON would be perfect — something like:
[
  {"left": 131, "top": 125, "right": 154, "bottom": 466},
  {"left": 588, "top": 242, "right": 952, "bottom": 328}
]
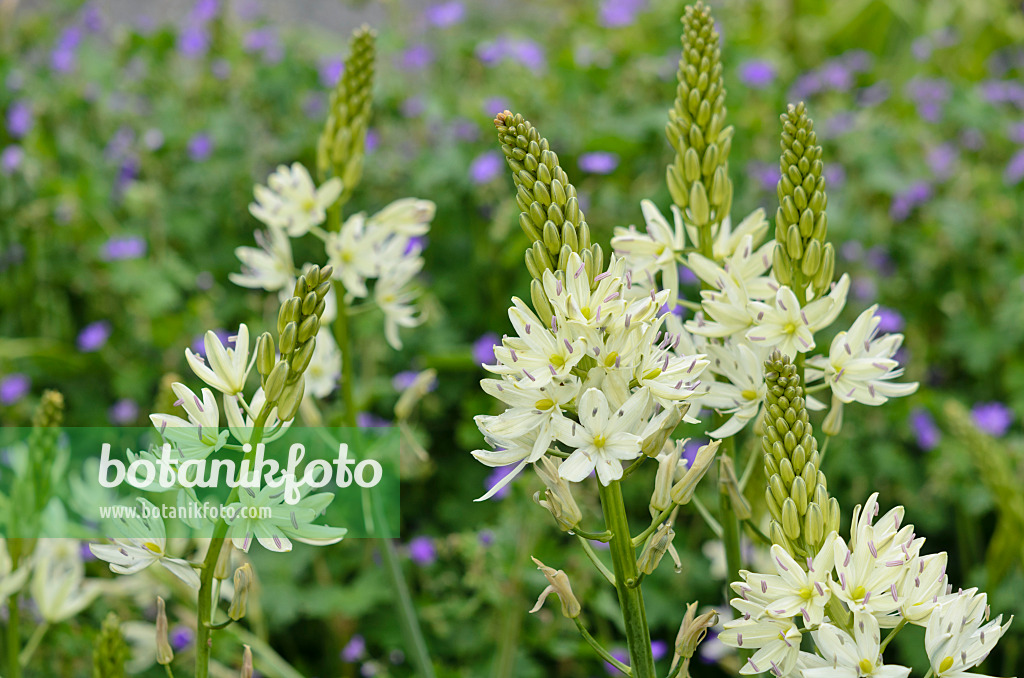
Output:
[{"left": 2, "top": 0, "right": 1024, "bottom": 675}]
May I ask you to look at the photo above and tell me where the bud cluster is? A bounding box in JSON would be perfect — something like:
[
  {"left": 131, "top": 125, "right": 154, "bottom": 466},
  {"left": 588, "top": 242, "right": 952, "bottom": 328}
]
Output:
[
  {"left": 317, "top": 25, "right": 376, "bottom": 204},
  {"left": 492, "top": 111, "right": 602, "bottom": 287},
  {"left": 28, "top": 389, "right": 64, "bottom": 515},
  {"left": 666, "top": 1, "right": 733, "bottom": 236},
  {"left": 92, "top": 612, "right": 130, "bottom": 678},
  {"left": 761, "top": 351, "right": 839, "bottom": 558},
  {"left": 255, "top": 264, "right": 334, "bottom": 421},
  {"left": 774, "top": 102, "right": 835, "bottom": 299}
]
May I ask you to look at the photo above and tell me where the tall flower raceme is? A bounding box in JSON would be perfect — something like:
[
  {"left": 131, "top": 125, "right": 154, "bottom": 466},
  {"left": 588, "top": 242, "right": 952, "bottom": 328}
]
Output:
[
  {"left": 85, "top": 265, "right": 348, "bottom": 678},
  {"left": 718, "top": 362, "right": 1014, "bottom": 678},
  {"left": 471, "top": 4, "right": 926, "bottom": 678}
]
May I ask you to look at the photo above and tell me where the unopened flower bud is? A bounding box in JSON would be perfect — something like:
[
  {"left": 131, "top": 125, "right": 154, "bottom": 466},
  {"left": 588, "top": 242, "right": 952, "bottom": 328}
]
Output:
[
  {"left": 297, "top": 315, "right": 320, "bottom": 344},
  {"left": 276, "top": 376, "right": 305, "bottom": 422},
  {"left": 637, "top": 524, "right": 674, "bottom": 575},
  {"left": 241, "top": 644, "right": 253, "bottom": 678},
  {"left": 671, "top": 439, "right": 721, "bottom": 504},
  {"left": 642, "top": 406, "right": 685, "bottom": 458},
  {"left": 394, "top": 369, "right": 438, "bottom": 421},
  {"left": 534, "top": 457, "right": 582, "bottom": 531},
  {"left": 264, "top": 361, "right": 289, "bottom": 403},
  {"left": 277, "top": 297, "right": 301, "bottom": 336},
  {"left": 156, "top": 596, "right": 173, "bottom": 665},
  {"left": 529, "top": 557, "right": 580, "bottom": 618},
  {"left": 290, "top": 339, "right": 317, "bottom": 375},
  {"left": 673, "top": 601, "right": 718, "bottom": 661},
  {"left": 229, "top": 563, "right": 253, "bottom": 621},
  {"left": 256, "top": 333, "right": 276, "bottom": 377},
  {"left": 214, "top": 542, "right": 234, "bottom": 580},
  {"left": 650, "top": 442, "right": 683, "bottom": 514},
  {"left": 822, "top": 395, "right": 843, "bottom": 436}
]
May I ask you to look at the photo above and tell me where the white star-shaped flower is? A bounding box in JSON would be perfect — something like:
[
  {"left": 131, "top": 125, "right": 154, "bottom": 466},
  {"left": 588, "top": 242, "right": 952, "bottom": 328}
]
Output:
[{"left": 554, "top": 387, "right": 649, "bottom": 485}]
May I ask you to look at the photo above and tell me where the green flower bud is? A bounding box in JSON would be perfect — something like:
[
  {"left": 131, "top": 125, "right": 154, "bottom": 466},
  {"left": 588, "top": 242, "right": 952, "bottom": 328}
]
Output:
[
  {"left": 534, "top": 457, "right": 583, "bottom": 531},
  {"left": 279, "top": 322, "right": 298, "bottom": 356},
  {"left": 277, "top": 297, "right": 300, "bottom": 336},
  {"left": 290, "top": 339, "right": 317, "bottom": 375},
  {"left": 256, "top": 333, "right": 276, "bottom": 377},
  {"left": 317, "top": 25, "right": 376, "bottom": 205},
  {"left": 297, "top": 314, "right": 320, "bottom": 344},
  {"left": 264, "top": 362, "right": 290, "bottom": 403},
  {"left": 156, "top": 597, "right": 173, "bottom": 665},
  {"left": 229, "top": 564, "right": 253, "bottom": 621},
  {"left": 637, "top": 524, "right": 675, "bottom": 575},
  {"left": 277, "top": 376, "right": 305, "bottom": 422}
]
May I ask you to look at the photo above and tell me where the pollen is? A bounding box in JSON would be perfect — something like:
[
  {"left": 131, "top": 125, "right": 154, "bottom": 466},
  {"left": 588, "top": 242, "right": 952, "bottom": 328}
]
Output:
[
  {"left": 535, "top": 398, "right": 554, "bottom": 410},
  {"left": 851, "top": 585, "right": 866, "bottom": 600},
  {"left": 592, "top": 434, "right": 607, "bottom": 449},
  {"left": 858, "top": 658, "right": 874, "bottom": 674},
  {"left": 144, "top": 542, "right": 163, "bottom": 554},
  {"left": 939, "top": 656, "right": 954, "bottom": 673},
  {"left": 741, "top": 389, "right": 758, "bottom": 400}
]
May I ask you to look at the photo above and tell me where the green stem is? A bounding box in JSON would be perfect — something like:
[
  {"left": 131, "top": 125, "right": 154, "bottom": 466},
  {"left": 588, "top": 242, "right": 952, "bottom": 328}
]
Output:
[
  {"left": 598, "top": 481, "right": 655, "bottom": 678},
  {"left": 690, "top": 494, "right": 723, "bottom": 538},
  {"left": 371, "top": 499, "right": 436, "bottom": 678},
  {"left": 6, "top": 539, "right": 23, "bottom": 678},
  {"left": 742, "top": 518, "right": 771, "bottom": 546},
  {"left": 195, "top": 412, "right": 270, "bottom": 678},
  {"left": 716, "top": 431, "right": 742, "bottom": 592},
  {"left": 17, "top": 621, "right": 46, "bottom": 668},
  {"left": 571, "top": 527, "right": 614, "bottom": 542},
  {"left": 665, "top": 657, "right": 688, "bottom": 678},
  {"left": 878, "top": 618, "right": 906, "bottom": 653},
  {"left": 577, "top": 535, "right": 616, "bottom": 585},
  {"left": 574, "top": 618, "right": 632, "bottom": 676},
  {"left": 632, "top": 505, "right": 675, "bottom": 548}
]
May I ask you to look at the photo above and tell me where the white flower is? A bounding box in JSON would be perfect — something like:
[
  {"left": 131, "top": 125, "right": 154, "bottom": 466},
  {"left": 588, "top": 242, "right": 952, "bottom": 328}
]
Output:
[
  {"left": 743, "top": 535, "right": 837, "bottom": 627},
  {"left": 554, "top": 387, "right": 649, "bottom": 485},
  {"left": 699, "top": 342, "right": 770, "bottom": 437},
  {"left": 374, "top": 257, "right": 424, "bottom": 351},
  {"left": 897, "top": 552, "right": 949, "bottom": 625},
  {"left": 31, "top": 539, "right": 100, "bottom": 623},
  {"left": 150, "top": 383, "right": 229, "bottom": 460},
  {"left": 185, "top": 324, "right": 252, "bottom": 395},
  {"left": 226, "top": 484, "right": 347, "bottom": 553},
  {"left": 806, "top": 305, "right": 918, "bottom": 406},
  {"left": 542, "top": 252, "right": 626, "bottom": 337},
  {"left": 686, "top": 274, "right": 757, "bottom": 339},
  {"left": 633, "top": 324, "right": 709, "bottom": 404},
  {"left": 367, "top": 197, "right": 435, "bottom": 238},
  {"left": 325, "top": 212, "right": 378, "bottom": 298},
  {"left": 489, "top": 298, "right": 587, "bottom": 388},
  {"left": 705, "top": 208, "right": 770, "bottom": 260},
  {"left": 718, "top": 598, "right": 802, "bottom": 676},
  {"left": 686, "top": 233, "right": 776, "bottom": 300},
  {"left": 0, "top": 538, "right": 30, "bottom": 600},
  {"left": 230, "top": 227, "right": 295, "bottom": 292},
  {"left": 805, "top": 614, "right": 910, "bottom": 678},
  {"left": 925, "top": 589, "right": 1012, "bottom": 678},
  {"left": 306, "top": 328, "right": 341, "bottom": 398},
  {"left": 249, "top": 162, "right": 343, "bottom": 237},
  {"left": 611, "top": 200, "right": 688, "bottom": 301},
  {"left": 89, "top": 500, "right": 201, "bottom": 589},
  {"left": 745, "top": 274, "right": 850, "bottom": 357}
]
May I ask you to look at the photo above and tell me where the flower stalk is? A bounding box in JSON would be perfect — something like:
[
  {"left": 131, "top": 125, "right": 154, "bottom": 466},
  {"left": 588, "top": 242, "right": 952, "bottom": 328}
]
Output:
[{"left": 598, "top": 481, "right": 655, "bottom": 678}]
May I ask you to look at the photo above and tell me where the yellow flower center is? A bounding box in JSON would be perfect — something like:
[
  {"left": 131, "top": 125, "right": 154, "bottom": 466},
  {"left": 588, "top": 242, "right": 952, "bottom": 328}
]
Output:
[
  {"left": 851, "top": 585, "right": 866, "bottom": 600},
  {"left": 302, "top": 198, "right": 316, "bottom": 211},
  {"left": 783, "top": 322, "right": 797, "bottom": 335},
  {"left": 799, "top": 585, "right": 814, "bottom": 600},
  {"left": 535, "top": 398, "right": 554, "bottom": 410},
  {"left": 603, "top": 351, "right": 619, "bottom": 368},
  {"left": 643, "top": 368, "right": 662, "bottom": 380},
  {"left": 859, "top": 658, "right": 874, "bottom": 674},
  {"left": 939, "top": 656, "right": 954, "bottom": 673},
  {"left": 741, "top": 389, "right": 758, "bottom": 400},
  {"left": 144, "top": 542, "right": 162, "bottom": 554},
  {"left": 593, "top": 434, "right": 607, "bottom": 449},
  {"left": 580, "top": 306, "right": 593, "bottom": 320},
  {"left": 550, "top": 354, "right": 566, "bottom": 368}
]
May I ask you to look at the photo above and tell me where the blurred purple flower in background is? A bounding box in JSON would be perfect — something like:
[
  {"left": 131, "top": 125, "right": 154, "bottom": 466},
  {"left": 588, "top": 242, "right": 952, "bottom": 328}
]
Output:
[
  {"left": 319, "top": 57, "right": 344, "bottom": 88},
  {"left": 682, "top": 438, "right": 705, "bottom": 468},
  {"left": 477, "top": 37, "right": 545, "bottom": 70},
  {"left": 865, "top": 246, "right": 895, "bottom": 277},
  {"left": 190, "top": 0, "right": 219, "bottom": 21},
  {"left": 1005, "top": 150, "right": 1024, "bottom": 186},
  {"left": 365, "top": 129, "right": 379, "bottom": 154},
  {"left": 356, "top": 412, "right": 391, "bottom": 427},
  {"left": 6, "top": 101, "right": 32, "bottom": 138},
  {"left": 927, "top": 144, "right": 958, "bottom": 181},
  {"left": 857, "top": 82, "right": 891, "bottom": 107},
  {"left": 578, "top": 151, "right": 619, "bottom": 174},
  {"left": 143, "top": 128, "right": 165, "bottom": 151},
  {"left": 746, "top": 161, "right": 779, "bottom": 193},
  {"left": 244, "top": 27, "right": 283, "bottom": 63},
  {"left": 170, "top": 626, "right": 194, "bottom": 652},
  {"left": 404, "top": 235, "right": 427, "bottom": 255},
  {"left": 599, "top": 0, "right": 647, "bottom": 28},
  {"left": 102, "top": 236, "right": 147, "bottom": 261},
  {"left": 210, "top": 59, "right": 231, "bottom": 80},
  {"left": 177, "top": 24, "right": 210, "bottom": 59},
  {"left": 401, "top": 96, "right": 425, "bottom": 118},
  {"left": 484, "top": 465, "right": 516, "bottom": 500},
  {"left": 971, "top": 402, "right": 1014, "bottom": 437},
  {"left": 852, "top": 276, "right": 877, "bottom": 302},
  {"left": 51, "top": 26, "right": 83, "bottom": 73},
  {"left": 342, "top": 635, "right": 367, "bottom": 662},
  {"left": 824, "top": 164, "right": 846, "bottom": 189},
  {"left": 472, "top": 332, "right": 500, "bottom": 365},
  {"left": 909, "top": 408, "right": 941, "bottom": 450},
  {"left": 605, "top": 649, "right": 630, "bottom": 675},
  {"left": 0, "top": 374, "right": 30, "bottom": 405},
  {"left": 1, "top": 145, "right": 23, "bottom": 174},
  {"left": 651, "top": 640, "right": 668, "bottom": 661},
  {"left": 906, "top": 78, "right": 950, "bottom": 122},
  {"left": 392, "top": 370, "right": 437, "bottom": 392},
  {"left": 840, "top": 240, "right": 864, "bottom": 262},
  {"left": 482, "top": 97, "right": 510, "bottom": 116},
  {"left": 408, "top": 536, "right": 436, "bottom": 565},
  {"left": 78, "top": 321, "right": 112, "bottom": 352},
  {"left": 191, "top": 329, "right": 229, "bottom": 356},
  {"left": 109, "top": 399, "right": 139, "bottom": 425},
  {"left": 1008, "top": 122, "right": 1024, "bottom": 144},
  {"left": 424, "top": 1, "right": 465, "bottom": 28},
  {"left": 188, "top": 133, "right": 214, "bottom": 161},
  {"left": 738, "top": 59, "right": 776, "bottom": 89},
  {"left": 80, "top": 3, "right": 103, "bottom": 33},
  {"left": 875, "top": 307, "right": 904, "bottom": 333},
  {"left": 400, "top": 44, "right": 434, "bottom": 71},
  {"left": 469, "top": 151, "right": 503, "bottom": 184},
  {"left": 819, "top": 61, "right": 853, "bottom": 91},
  {"left": 980, "top": 80, "right": 1024, "bottom": 107},
  {"left": 889, "top": 181, "right": 932, "bottom": 221}
]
